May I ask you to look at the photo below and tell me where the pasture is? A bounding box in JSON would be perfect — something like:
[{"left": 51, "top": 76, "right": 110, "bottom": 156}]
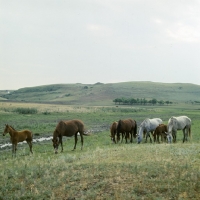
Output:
[{"left": 0, "top": 102, "right": 200, "bottom": 199}]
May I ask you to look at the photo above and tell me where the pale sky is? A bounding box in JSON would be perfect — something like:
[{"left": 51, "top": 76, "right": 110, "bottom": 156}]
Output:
[{"left": 1, "top": 0, "right": 200, "bottom": 90}]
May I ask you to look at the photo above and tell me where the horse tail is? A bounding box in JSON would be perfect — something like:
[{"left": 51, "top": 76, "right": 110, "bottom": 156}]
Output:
[{"left": 189, "top": 126, "right": 192, "bottom": 140}]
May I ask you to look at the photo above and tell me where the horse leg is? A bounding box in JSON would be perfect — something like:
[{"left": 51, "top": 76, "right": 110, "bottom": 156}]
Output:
[
  {"left": 59, "top": 137, "right": 63, "bottom": 152},
  {"left": 172, "top": 131, "right": 176, "bottom": 143},
  {"left": 80, "top": 133, "right": 84, "bottom": 150},
  {"left": 27, "top": 140, "right": 33, "bottom": 154},
  {"left": 153, "top": 134, "right": 156, "bottom": 143},
  {"left": 116, "top": 133, "right": 120, "bottom": 143},
  {"left": 148, "top": 132, "right": 152, "bottom": 143},
  {"left": 130, "top": 132, "right": 133, "bottom": 143},
  {"left": 12, "top": 144, "right": 15, "bottom": 157},
  {"left": 73, "top": 133, "right": 78, "bottom": 150},
  {"left": 125, "top": 132, "right": 128, "bottom": 143},
  {"left": 145, "top": 132, "right": 148, "bottom": 143},
  {"left": 13, "top": 143, "right": 17, "bottom": 157},
  {"left": 113, "top": 132, "right": 116, "bottom": 144},
  {"left": 157, "top": 134, "right": 159, "bottom": 143},
  {"left": 121, "top": 133, "right": 124, "bottom": 143},
  {"left": 182, "top": 128, "right": 187, "bottom": 143}
]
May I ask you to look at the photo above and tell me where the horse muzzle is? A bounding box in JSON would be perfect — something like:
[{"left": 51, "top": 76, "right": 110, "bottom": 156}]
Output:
[{"left": 54, "top": 148, "right": 58, "bottom": 154}]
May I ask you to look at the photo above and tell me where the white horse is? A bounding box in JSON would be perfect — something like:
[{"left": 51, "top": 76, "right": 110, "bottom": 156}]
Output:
[
  {"left": 165, "top": 116, "right": 191, "bottom": 143},
  {"left": 137, "top": 118, "right": 163, "bottom": 144}
]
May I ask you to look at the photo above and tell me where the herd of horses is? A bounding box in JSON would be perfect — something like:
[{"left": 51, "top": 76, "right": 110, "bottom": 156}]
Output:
[
  {"left": 2, "top": 116, "right": 191, "bottom": 156},
  {"left": 111, "top": 116, "right": 191, "bottom": 145}
]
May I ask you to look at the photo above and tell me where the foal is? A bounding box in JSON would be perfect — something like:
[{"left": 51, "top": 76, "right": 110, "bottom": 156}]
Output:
[{"left": 3, "top": 124, "right": 33, "bottom": 156}]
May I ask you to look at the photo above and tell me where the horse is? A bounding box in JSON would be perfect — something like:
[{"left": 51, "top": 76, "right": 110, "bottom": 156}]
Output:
[
  {"left": 137, "top": 118, "right": 163, "bottom": 143},
  {"left": 3, "top": 124, "right": 33, "bottom": 156},
  {"left": 165, "top": 116, "right": 191, "bottom": 143},
  {"left": 116, "top": 119, "right": 137, "bottom": 143},
  {"left": 110, "top": 121, "right": 118, "bottom": 143},
  {"left": 52, "top": 119, "right": 89, "bottom": 154},
  {"left": 153, "top": 124, "right": 167, "bottom": 143}
]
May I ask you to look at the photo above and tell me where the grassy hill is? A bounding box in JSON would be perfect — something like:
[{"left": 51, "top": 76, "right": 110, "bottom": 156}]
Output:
[{"left": 1, "top": 81, "right": 200, "bottom": 105}]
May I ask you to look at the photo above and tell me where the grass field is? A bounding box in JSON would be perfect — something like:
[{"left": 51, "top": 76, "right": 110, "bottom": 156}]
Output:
[{"left": 0, "top": 102, "right": 200, "bottom": 199}]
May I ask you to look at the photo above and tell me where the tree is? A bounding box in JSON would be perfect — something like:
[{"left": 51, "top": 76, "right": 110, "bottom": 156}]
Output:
[
  {"left": 158, "top": 100, "right": 164, "bottom": 105},
  {"left": 152, "top": 98, "right": 157, "bottom": 105}
]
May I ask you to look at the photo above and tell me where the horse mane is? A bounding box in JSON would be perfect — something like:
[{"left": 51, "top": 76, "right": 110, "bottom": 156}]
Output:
[
  {"left": 9, "top": 125, "right": 16, "bottom": 131},
  {"left": 140, "top": 118, "right": 148, "bottom": 127}
]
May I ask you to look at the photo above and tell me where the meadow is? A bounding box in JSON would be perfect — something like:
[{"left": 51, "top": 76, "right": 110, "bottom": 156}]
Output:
[{"left": 0, "top": 102, "right": 199, "bottom": 199}]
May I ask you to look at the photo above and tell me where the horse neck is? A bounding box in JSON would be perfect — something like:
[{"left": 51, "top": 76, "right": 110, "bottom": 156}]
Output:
[
  {"left": 7, "top": 126, "right": 16, "bottom": 137},
  {"left": 53, "top": 130, "right": 59, "bottom": 139},
  {"left": 139, "top": 126, "right": 144, "bottom": 134}
]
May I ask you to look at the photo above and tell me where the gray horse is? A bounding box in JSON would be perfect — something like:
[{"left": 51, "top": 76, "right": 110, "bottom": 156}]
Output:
[
  {"left": 165, "top": 116, "right": 191, "bottom": 143},
  {"left": 137, "top": 118, "right": 163, "bottom": 143}
]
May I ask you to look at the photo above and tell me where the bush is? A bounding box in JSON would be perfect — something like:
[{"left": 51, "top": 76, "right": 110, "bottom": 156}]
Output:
[{"left": 13, "top": 107, "right": 38, "bottom": 114}]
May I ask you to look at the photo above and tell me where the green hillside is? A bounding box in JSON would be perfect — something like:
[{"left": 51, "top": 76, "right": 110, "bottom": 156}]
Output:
[{"left": 1, "top": 81, "right": 200, "bottom": 105}]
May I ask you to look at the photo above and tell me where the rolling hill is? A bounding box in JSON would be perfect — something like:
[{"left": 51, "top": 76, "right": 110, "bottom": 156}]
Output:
[{"left": 1, "top": 81, "right": 200, "bottom": 105}]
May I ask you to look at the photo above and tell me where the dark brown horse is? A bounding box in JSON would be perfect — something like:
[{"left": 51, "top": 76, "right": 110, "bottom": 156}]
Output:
[
  {"left": 52, "top": 119, "right": 89, "bottom": 154},
  {"left": 117, "top": 119, "right": 137, "bottom": 143},
  {"left": 153, "top": 124, "right": 167, "bottom": 143},
  {"left": 3, "top": 124, "right": 33, "bottom": 156},
  {"left": 110, "top": 121, "right": 118, "bottom": 143}
]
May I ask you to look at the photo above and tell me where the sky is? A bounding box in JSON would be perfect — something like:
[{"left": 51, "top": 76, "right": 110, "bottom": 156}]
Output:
[{"left": 1, "top": 0, "right": 200, "bottom": 90}]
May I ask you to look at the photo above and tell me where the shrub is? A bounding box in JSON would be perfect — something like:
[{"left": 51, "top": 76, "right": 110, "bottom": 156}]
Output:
[{"left": 13, "top": 107, "right": 38, "bottom": 114}]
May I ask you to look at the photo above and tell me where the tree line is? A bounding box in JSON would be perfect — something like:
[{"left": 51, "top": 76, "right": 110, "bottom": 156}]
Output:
[{"left": 113, "top": 98, "right": 173, "bottom": 105}]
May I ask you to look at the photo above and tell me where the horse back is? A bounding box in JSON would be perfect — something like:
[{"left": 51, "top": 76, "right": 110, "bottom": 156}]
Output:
[
  {"left": 117, "top": 119, "right": 135, "bottom": 132},
  {"left": 14, "top": 130, "right": 32, "bottom": 142},
  {"left": 154, "top": 124, "right": 167, "bottom": 135},
  {"left": 56, "top": 119, "right": 85, "bottom": 137},
  {"left": 171, "top": 116, "right": 191, "bottom": 130},
  {"left": 148, "top": 118, "right": 163, "bottom": 131}
]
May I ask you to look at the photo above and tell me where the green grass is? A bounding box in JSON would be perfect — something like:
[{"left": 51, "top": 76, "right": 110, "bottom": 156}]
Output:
[
  {"left": 0, "top": 102, "right": 200, "bottom": 199},
  {"left": 0, "top": 133, "right": 199, "bottom": 199}
]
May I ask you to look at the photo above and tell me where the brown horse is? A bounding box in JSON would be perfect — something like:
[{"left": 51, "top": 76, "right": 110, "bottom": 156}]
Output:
[
  {"left": 52, "top": 119, "right": 89, "bottom": 154},
  {"left": 153, "top": 124, "right": 167, "bottom": 143},
  {"left": 117, "top": 119, "right": 137, "bottom": 143},
  {"left": 110, "top": 121, "right": 118, "bottom": 143},
  {"left": 3, "top": 124, "right": 33, "bottom": 156}
]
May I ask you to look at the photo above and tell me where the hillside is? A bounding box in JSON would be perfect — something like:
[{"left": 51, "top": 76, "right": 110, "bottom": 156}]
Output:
[{"left": 1, "top": 81, "right": 200, "bottom": 105}]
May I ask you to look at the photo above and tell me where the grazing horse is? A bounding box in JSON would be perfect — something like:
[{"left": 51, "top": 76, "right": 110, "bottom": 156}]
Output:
[
  {"left": 52, "top": 119, "right": 88, "bottom": 154},
  {"left": 165, "top": 116, "right": 191, "bottom": 143},
  {"left": 153, "top": 124, "right": 167, "bottom": 143},
  {"left": 137, "top": 118, "right": 163, "bottom": 143},
  {"left": 3, "top": 124, "right": 33, "bottom": 156},
  {"left": 110, "top": 121, "right": 118, "bottom": 143},
  {"left": 116, "top": 119, "right": 137, "bottom": 143}
]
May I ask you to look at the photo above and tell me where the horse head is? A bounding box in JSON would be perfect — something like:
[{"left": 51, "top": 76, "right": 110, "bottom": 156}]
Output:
[
  {"left": 3, "top": 124, "right": 9, "bottom": 136},
  {"left": 52, "top": 137, "right": 59, "bottom": 154},
  {"left": 164, "top": 132, "right": 173, "bottom": 143}
]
